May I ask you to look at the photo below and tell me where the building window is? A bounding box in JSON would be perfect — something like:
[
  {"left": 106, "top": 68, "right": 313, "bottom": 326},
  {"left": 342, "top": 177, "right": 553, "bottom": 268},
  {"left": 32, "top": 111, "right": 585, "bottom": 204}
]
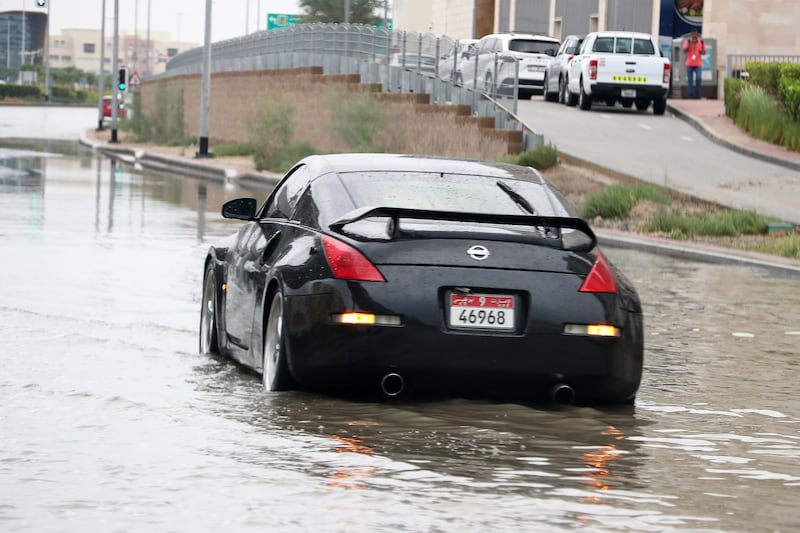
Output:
[{"left": 84, "top": 43, "right": 95, "bottom": 53}]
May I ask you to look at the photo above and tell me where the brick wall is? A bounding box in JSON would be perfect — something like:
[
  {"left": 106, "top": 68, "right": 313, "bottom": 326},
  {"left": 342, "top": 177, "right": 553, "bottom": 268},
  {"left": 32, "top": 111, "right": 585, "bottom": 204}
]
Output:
[{"left": 139, "top": 67, "right": 521, "bottom": 161}]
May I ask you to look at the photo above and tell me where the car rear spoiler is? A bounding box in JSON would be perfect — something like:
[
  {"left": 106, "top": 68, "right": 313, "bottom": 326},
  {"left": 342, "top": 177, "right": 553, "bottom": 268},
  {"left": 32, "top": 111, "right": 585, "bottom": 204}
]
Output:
[{"left": 329, "top": 206, "right": 597, "bottom": 251}]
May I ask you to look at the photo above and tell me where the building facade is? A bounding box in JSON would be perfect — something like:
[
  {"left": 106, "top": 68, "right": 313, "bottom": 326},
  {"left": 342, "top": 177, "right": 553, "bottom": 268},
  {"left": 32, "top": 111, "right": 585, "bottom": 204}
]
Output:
[{"left": 0, "top": 6, "right": 47, "bottom": 75}]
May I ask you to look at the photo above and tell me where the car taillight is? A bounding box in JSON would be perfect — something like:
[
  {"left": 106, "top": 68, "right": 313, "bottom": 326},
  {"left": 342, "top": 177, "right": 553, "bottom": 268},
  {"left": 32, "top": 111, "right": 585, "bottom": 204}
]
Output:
[
  {"left": 663, "top": 62, "right": 671, "bottom": 84},
  {"left": 579, "top": 251, "right": 617, "bottom": 293},
  {"left": 321, "top": 235, "right": 385, "bottom": 282},
  {"left": 589, "top": 59, "right": 598, "bottom": 80}
]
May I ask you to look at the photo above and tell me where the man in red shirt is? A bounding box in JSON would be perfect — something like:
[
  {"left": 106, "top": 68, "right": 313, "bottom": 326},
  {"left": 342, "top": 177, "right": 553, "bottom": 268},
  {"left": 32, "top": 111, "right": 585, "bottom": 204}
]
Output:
[{"left": 683, "top": 29, "right": 706, "bottom": 99}]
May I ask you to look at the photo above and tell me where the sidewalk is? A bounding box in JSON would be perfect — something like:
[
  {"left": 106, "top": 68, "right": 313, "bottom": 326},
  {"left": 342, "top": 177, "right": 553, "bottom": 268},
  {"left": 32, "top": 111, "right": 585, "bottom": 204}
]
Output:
[{"left": 667, "top": 98, "right": 800, "bottom": 173}]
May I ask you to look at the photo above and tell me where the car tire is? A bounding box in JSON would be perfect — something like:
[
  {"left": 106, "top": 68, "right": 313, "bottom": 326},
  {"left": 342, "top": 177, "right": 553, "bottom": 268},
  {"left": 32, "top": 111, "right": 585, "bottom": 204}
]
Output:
[
  {"left": 565, "top": 82, "right": 578, "bottom": 107},
  {"left": 262, "top": 289, "right": 294, "bottom": 392},
  {"left": 635, "top": 99, "right": 650, "bottom": 112},
  {"left": 579, "top": 78, "right": 592, "bottom": 110},
  {"left": 652, "top": 96, "right": 667, "bottom": 115},
  {"left": 199, "top": 263, "right": 219, "bottom": 354},
  {"left": 455, "top": 72, "right": 463, "bottom": 86},
  {"left": 544, "top": 73, "right": 558, "bottom": 102}
]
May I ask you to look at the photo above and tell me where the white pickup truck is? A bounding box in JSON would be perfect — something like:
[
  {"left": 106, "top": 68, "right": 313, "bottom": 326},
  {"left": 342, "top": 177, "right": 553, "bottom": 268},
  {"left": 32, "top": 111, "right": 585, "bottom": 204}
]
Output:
[{"left": 565, "top": 31, "right": 670, "bottom": 115}]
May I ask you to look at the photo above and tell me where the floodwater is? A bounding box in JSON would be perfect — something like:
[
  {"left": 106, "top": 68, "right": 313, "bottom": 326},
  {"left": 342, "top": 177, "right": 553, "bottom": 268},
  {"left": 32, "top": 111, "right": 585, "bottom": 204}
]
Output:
[{"left": 1, "top": 143, "right": 799, "bottom": 532}]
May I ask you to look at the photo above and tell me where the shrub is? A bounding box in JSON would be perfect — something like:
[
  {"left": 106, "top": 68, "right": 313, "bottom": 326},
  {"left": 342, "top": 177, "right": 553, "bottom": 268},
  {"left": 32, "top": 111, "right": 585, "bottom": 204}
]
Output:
[
  {"left": 745, "top": 61, "right": 782, "bottom": 97},
  {"left": 724, "top": 77, "right": 745, "bottom": 121},
  {"left": 502, "top": 143, "right": 559, "bottom": 169},
  {"left": 778, "top": 77, "right": 800, "bottom": 123},
  {"left": 746, "top": 233, "right": 800, "bottom": 260},
  {"left": 735, "top": 85, "right": 784, "bottom": 144},
  {"left": 581, "top": 183, "right": 671, "bottom": 219},
  {"left": 0, "top": 83, "right": 43, "bottom": 100},
  {"left": 327, "top": 90, "right": 385, "bottom": 152},
  {"left": 249, "top": 104, "right": 318, "bottom": 172}
]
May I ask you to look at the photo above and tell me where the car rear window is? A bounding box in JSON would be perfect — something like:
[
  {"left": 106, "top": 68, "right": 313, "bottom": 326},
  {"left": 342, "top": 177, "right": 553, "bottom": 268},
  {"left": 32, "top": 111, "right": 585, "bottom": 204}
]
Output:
[
  {"left": 333, "top": 172, "right": 572, "bottom": 219},
  {"left": 593, "top": 36, "right": 655, "bottom": 55},
  {"left": 509, "top": 39, "right": 558, "bottom": 55}
]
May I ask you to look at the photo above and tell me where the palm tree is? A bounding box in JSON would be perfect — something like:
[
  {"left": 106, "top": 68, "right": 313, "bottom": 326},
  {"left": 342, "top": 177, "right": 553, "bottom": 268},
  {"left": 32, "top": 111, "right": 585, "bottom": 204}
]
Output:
[{"left": 299, "top": 0, "right": 383, "bottom": 25}]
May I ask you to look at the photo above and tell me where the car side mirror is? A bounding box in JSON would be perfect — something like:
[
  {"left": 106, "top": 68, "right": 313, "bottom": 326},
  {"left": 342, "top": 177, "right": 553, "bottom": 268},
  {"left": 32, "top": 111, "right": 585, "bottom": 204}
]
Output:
[{"left": 222, "top": 198, "right": 258, "bottom": 220}]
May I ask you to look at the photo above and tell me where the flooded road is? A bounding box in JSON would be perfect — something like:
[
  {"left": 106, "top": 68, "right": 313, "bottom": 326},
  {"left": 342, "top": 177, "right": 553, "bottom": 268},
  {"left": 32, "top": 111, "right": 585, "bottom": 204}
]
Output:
[{"left": 1, "top": 143, "right": 799, "bottom": 532}]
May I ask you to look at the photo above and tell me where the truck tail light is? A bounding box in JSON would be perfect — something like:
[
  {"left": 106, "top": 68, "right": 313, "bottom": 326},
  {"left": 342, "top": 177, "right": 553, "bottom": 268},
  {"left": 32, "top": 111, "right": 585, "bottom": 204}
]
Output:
[
  {"left": 663, "top": 62, "right": 671, "bottom": 84},
  {"left": 589, "top": 59, "right": 598, "bottom": 81}
]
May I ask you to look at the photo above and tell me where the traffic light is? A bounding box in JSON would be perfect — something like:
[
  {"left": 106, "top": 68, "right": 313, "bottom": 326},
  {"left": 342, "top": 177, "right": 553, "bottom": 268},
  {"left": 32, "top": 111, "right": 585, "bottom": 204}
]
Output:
[
  {"left": 118, "top": 67, "right": 129, "bottom": 92},
  {"left": 36, "top": 0, "right": 46, "bottom": 7}
]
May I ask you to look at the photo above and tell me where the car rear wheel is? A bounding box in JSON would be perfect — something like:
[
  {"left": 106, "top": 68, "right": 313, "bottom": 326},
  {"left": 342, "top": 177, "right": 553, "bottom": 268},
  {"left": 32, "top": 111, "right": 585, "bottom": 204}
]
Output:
[
  {"left": 484, "top": 73, "right": 494, "bottom": 96},
  {"left": 455, "top": 72, "right": 463, "bottom": 86},
  {"left": 263, "top": 289, "right": 294, "bottom": 392},
  {"left": 635, "top": 99, "right": 650, "bottom": 111},
  {"left": 199, "top": 264, "right": 219, "bottom": 354},
  {"left": 579, "top": 78, "right": 592, "bottom": 110},
  {"left": 652, "top": 96, "right": 667, "bottom": 115},
  {"left": 558, "top": 77, "right": 565, "bottom": 103},
  {"left": 544, "top": 73, "right": 558, "bottom": 102}
]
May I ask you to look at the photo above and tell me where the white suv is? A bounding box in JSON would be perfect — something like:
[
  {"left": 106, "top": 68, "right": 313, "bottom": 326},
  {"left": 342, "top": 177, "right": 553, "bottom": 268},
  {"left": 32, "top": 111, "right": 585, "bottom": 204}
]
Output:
[{"left": 456, "top": 32, "right": 560, "bottom": 99}]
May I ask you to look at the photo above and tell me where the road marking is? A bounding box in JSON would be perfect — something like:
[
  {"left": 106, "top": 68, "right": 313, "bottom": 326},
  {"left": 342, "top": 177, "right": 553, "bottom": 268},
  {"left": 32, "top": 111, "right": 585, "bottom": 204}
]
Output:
[
  {"left": 681, "top": 136, "right": 695, "bottom": 142},
  {"left": 639, "top": 124, "right": 652, "bottom": 130}
]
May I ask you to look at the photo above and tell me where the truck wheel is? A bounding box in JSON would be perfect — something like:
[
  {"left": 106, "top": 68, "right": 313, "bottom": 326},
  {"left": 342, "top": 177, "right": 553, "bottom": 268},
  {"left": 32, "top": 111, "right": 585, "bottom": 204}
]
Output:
[
  {"left": 635, "top": 99, "right": 649, "bottom": 112},
  {"left": 579, "top": 79, "right": 592, "bottom": 110},
  {"left": 652, "top": 96, "right": 667, "bottom": 115}
]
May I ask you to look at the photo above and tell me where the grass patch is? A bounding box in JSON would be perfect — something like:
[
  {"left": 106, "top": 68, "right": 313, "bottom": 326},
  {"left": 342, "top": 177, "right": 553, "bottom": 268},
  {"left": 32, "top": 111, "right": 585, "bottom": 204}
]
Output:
[
  {"left": 581, "top": 183, "right": 671, "bottom": 219},
  {"left": 641, "top": 208, "right": 771, "bottom": 237},
  {"left": 213, "top": 143, "right": 254, "bottom": 157},
  {"left": 327, "top": 90, "right": 385, "bottom": 152},
  {"left": 745, "top": 233, "right": 800, "bottom": 259},
  {"left": 502, "top": 143, "right": 559, "bottom": 169}
]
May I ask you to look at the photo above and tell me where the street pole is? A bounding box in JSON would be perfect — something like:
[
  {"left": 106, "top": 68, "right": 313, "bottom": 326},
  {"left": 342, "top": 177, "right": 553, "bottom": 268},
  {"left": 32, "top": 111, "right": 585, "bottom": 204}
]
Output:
[
  {"left": 97, "top": 0, "right": 106, "bottom": 130},
  {"left": 134, "top": 0, "right": 138, "bottom": 74},
  {"left": 21, "top": 3, "right": 25, "bottom": 67},
  {"left": 257, "top": 0, "right": 260, "bottom": 31},
  {"left": 44, "top": 0, "right": 50, "bottom": 101},
  {"left": 145, "top": 0, "right": 150, "bottom": 77},
  {"left": 196, "top": 0, "right": 212, "bottom": 158},
  {"left": 110, "top": 0, "right": 120, "bottom": 143},
  {"left": 345, "top": 0, "right": 350, "bottom": 23},
  {"left": 246, "top": 0, "right": 249, "bottom": 34}
]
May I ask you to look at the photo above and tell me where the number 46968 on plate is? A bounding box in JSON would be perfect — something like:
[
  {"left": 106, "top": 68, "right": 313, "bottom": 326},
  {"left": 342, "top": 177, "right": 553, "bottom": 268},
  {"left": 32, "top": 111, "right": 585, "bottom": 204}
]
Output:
[{"left": 448, "top": 293, "right": 515, "bottom": 330}]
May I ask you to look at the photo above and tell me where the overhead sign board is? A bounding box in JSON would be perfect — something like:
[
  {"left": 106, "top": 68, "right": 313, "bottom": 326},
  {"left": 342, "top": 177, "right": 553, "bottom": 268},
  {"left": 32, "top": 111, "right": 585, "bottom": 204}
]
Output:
[{"left": 267, "top": 13, "right": 302, "bottom": 30}]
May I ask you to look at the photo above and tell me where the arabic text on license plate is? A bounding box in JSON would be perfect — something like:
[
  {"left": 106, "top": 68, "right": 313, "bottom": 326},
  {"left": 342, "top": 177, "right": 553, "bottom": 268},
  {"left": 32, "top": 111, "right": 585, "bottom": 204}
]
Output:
[
  {"left": 449, "top": 294, "right": 515, "bottom": 329},
  {"left": 621, "top": 89, "right": 636, "bottom": 98}
]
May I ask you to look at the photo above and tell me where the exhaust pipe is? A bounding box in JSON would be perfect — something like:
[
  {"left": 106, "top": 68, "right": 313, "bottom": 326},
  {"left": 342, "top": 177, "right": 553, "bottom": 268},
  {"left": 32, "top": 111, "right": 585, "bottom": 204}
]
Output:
[
  {"left": 380, "top": 373, "right": 405, "bottom": 397},
  {"left": 551, "top": 384, "right": 575, "bottom": 405}
]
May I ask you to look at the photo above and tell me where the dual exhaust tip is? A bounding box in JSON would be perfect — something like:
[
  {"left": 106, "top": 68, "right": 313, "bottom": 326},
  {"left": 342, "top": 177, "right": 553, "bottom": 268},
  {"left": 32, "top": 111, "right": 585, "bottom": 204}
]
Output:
[{"left": 380, "top": 373, "right": 576, "bottom": 405}]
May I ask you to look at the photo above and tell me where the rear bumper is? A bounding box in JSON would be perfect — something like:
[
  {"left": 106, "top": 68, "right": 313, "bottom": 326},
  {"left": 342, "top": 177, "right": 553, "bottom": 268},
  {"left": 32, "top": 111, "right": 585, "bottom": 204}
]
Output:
[
  {"left": 590, "top": 83, "right": 668, "bottom": 100},
  {"left": 282, "top": 266, "right": 643, "bottom": 403}
]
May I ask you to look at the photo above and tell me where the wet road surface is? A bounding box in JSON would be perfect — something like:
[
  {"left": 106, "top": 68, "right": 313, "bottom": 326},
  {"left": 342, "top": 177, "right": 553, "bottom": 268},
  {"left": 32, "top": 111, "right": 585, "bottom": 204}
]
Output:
[{"left": 1, "top": 143, "right": 799, "bottom": 532}]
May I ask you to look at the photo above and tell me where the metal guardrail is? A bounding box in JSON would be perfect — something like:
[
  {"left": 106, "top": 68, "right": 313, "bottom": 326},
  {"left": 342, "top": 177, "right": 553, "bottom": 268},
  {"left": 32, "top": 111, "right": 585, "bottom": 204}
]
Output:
[
  {"left": 726, "top": 54, "right": 800, "bottom": 78},
  {"left": 161, "top": 23, "right": 541, "bottom": 146}
]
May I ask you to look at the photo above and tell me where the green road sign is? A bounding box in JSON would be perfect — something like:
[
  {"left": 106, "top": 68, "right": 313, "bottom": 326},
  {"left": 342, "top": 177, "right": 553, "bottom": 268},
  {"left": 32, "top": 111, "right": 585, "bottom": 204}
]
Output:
[{"left": 267, "top": 13, "right": 302, "bottom": 30}]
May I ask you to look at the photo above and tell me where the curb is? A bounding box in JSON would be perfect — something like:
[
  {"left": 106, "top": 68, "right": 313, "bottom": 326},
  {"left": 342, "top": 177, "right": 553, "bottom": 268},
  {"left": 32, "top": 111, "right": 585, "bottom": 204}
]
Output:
[
  {"left": 598, "top": 230, "right": 800, "bottom": 278},
  {"left": 666, "top": 103, "right": 800, "bottom": 173}
]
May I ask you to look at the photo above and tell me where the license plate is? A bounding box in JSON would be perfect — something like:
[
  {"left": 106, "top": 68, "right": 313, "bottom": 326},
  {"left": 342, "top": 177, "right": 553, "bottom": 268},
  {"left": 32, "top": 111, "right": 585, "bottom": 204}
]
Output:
[
  {"left": 448, "top": 293, "right": 515, "bottom": 330},
  {"left": 621, "top": 89, "right": 636, "bottom": 98}
]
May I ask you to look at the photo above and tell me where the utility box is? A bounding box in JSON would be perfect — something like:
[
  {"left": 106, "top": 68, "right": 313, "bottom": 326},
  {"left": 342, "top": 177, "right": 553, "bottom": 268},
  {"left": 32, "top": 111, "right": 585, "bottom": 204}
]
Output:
[{"left": 671, "top": 35, "right": 718, "bottom": 99}]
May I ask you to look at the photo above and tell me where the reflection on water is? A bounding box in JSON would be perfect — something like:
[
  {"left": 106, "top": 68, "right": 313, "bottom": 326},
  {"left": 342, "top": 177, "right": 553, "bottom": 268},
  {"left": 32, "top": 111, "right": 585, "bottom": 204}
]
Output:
[{"left": 1, "top": 144, "right": 798, "bottom": 532}]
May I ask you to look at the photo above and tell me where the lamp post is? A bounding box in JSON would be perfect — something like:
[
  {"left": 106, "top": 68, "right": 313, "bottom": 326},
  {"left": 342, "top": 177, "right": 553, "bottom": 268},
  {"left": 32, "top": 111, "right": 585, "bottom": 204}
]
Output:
[
  {"left": 196, "top": 0, "right": 212, "bottom": 158},
  {"left": 97, "top": 0, "right": 106, "bottom": 130},
  {"left": 110, "top": 0, "right": 120, "bottom": 143},
  {"left": 44, "top": 0, "right": 50, "bottom": 101}
]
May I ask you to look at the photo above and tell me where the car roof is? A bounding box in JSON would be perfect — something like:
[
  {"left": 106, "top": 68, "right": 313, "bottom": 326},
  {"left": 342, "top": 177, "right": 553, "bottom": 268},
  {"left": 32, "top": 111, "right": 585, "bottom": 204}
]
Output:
[
  {"left": 300, "top": 153, "right": 541, "bottom": 183},
  {"left": 592, "top": 31, "right": 653, "bottom": 39},
  {"left": 486, "top": 32, "right": 559, "bottom": 43}
]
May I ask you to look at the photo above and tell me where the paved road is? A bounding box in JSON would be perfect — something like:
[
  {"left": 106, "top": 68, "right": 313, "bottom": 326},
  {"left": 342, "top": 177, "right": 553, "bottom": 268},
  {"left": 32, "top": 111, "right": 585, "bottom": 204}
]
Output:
[{"left": 517, "top": 97, "right": 800, "bottom": 225}]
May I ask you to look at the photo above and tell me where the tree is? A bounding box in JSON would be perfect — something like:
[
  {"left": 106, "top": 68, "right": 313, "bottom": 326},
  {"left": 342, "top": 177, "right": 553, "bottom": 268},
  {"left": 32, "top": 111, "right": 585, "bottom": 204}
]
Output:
[{"left": 299, "top": 0, "right": 384, "bottom": 25}]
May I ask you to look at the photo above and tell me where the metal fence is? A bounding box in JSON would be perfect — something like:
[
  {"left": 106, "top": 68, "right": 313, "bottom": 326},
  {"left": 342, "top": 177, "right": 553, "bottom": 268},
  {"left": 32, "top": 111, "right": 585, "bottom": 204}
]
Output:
[
  {"left": 726, "top": 54, "right": 800, "bottom": 78},
  {"left": 161, "top": 23, "right": 539, "bottom": 145}
]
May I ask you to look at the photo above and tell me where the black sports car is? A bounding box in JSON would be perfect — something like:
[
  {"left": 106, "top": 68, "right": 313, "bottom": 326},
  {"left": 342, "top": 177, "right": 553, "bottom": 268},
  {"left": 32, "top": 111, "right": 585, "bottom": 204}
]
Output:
[{"left": 200, "top": 154, "right": 643, "bottom": 405}]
